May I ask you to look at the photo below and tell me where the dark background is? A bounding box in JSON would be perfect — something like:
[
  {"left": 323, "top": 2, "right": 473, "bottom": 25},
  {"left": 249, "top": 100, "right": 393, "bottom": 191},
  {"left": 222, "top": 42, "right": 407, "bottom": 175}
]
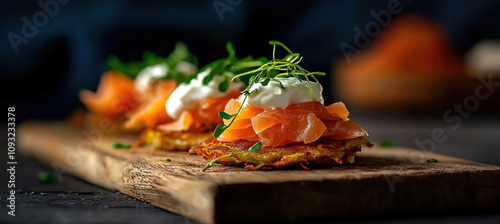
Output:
[
  {"left": 1, "top": 0, "right": 500, "bottom": 122},
  {"left": 1, "top": 1, "right": 500, "bottom": 223}
]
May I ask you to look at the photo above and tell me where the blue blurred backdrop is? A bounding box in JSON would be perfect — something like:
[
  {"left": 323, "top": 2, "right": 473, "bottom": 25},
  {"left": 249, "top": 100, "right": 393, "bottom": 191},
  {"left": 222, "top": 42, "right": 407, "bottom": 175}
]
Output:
[{"left": 1, "top": 0, "right": 500, "bottom": 122}]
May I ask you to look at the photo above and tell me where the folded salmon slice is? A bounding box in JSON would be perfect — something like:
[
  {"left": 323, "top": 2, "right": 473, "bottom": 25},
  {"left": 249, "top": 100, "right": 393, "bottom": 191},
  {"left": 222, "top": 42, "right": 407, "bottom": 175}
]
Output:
[
  {"left": 79, "top": 71, "right": 138, "bottom": 118},
  {"left": 125, "top": 80, "right": 177, "bottom": 129},
  {"left": 219, "top": 100, "right": 367, "bottom": 147},
  {"left": 158, "top": 91, "right": 241, "bottom": 132}
]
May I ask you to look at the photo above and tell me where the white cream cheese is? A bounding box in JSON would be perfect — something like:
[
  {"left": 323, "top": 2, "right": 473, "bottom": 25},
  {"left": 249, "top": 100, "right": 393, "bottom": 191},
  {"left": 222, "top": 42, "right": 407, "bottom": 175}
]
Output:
[
  {"left": 244, "top": 77, "right": 324, "bottom": 109},
  {"left": 166, "top": 68, "right": 244, "bottom": 119},
  {"left": 134, "top": 63, "right": 169, "bottom": 93}
]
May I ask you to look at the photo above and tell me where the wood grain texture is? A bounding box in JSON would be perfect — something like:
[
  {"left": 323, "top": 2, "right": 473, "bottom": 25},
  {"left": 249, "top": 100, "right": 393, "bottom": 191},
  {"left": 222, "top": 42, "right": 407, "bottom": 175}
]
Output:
[{"left": 18, "top": 121, "right": 500, "bottom": 224}]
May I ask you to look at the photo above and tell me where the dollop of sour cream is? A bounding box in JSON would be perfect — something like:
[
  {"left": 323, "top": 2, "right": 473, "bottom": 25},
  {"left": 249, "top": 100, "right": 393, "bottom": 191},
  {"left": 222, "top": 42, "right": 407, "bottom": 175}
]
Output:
[
  {"left": 166, "top": 69, "right": 244, "bottom": 119},
  {"left": 134, "top": 63, "right": 169, "bottom": 93},
  {"left": 245, "top": 77, "right": 324, "bottom": 109}
]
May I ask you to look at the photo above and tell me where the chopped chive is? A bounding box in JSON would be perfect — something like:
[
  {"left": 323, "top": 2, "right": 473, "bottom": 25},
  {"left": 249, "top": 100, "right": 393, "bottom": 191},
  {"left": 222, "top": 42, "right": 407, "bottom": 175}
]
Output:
[
  {"left": 426, "top": 159, "right": 438, "bottom": 163},
  {"left": 379, "top": 140, "right": 395, "bottom": 147},
  {"left": 112, "top": 142, "right": 131, "bottom": 149},
  {"left": 166, "top": 158, "right": 172, "bottom": 162},
  {"left": 37, "top": 172, "right": 54, "bottom": 182}
]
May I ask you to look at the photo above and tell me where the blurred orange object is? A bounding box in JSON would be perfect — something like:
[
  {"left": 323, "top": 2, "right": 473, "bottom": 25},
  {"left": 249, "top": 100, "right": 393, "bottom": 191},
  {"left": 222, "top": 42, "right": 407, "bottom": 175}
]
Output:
[
  {"left": 125, "top": 80, "right": 177, "bottom": 129},
  {"left": 335, "top": 14, "right": 467, "bottom": 110},
  {"left": 79, "top": 71, "right": 139, "bottom": 118}
]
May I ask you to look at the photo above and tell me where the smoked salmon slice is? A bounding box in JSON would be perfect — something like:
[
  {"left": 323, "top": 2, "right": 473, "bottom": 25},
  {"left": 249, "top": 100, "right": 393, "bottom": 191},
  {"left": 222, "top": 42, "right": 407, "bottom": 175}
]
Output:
[
  {"left": 158, "top": 91, "right": 241, "bottom": 132},
  {"left": 79, "top": 71, "right": 138, "bottom": 118},
  {"left": 219, "top": 100, "right": 367, "bottom": 147},
  {"left": 124, "top": 80, "right": 177, "bottom": 129}
]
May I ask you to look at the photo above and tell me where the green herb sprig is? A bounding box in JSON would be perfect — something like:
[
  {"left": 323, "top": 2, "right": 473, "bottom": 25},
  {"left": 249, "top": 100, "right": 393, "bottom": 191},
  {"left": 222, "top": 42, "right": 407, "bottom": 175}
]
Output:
[
  {"left": 202, "top": 40, "right": 326, "bottom": 171},
  {"left": 106, "top": 42, "right": 198, "bottom": 84},
  {"left": 202, "top": 142, "right": 262, "bottom": 172},
  {"left": 214, "top": 40, "right": 325, "bottom": 138},
  {"left": 187, "top": 42, "right": 267, "bottom": 92}
]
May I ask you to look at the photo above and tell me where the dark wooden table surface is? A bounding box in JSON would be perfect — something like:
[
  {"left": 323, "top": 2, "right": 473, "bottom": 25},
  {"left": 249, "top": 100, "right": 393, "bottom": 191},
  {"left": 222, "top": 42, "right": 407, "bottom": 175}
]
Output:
[{"left": 2, "top": 114, "right": 500, "bottom": 224}]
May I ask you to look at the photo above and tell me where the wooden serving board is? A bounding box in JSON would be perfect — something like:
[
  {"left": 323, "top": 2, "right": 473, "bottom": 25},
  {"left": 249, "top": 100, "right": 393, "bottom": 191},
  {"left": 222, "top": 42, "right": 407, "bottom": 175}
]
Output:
[{"left": 18, "top": 121, "right": 500, "bottom": 223}]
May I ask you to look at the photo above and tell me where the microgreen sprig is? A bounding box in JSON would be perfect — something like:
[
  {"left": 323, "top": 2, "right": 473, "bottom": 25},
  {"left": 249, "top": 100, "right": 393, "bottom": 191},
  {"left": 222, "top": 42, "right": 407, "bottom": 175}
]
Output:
[
  {"left": 106, "top": 42, "right": 198, "bottom": 83},
  {"left": 191, "top": 42, "right": 267, "bottom": 92},
  {"left": 202, "top": 142, "right": 262, "bottom": 172},
  {"left": 214, "top": 40, "right": 325, "bottom": 139},
  {"left": 203, "top": 40, "right": 326, "bottom": 171}
]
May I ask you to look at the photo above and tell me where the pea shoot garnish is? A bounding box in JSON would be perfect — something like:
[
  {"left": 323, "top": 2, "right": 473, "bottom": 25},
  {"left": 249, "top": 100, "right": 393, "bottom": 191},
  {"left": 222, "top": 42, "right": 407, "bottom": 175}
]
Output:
[
  {"left": 214, "top": 41, "right": 325, "bottom": 138},
  {"left": 202, "top": 40, "right": 326, "bottom": 171},
  {"left": 187, "top": 42, "right": 267, "bottom": 92},
  {"left": 106, "top": 42, "right": 198, "bottom": 84},
  {"left": 202, "top": 142, "right": 262, "bottom": 172}
]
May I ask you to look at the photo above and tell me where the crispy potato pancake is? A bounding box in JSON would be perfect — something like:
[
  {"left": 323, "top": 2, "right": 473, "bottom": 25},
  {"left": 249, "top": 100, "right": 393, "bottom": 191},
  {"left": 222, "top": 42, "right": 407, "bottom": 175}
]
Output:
[
  {"left": 137, "top": 128, "right": 214, "bottom": 151},
  {"left": 189, "top": 137, "right": 372, "bottom": 170}
]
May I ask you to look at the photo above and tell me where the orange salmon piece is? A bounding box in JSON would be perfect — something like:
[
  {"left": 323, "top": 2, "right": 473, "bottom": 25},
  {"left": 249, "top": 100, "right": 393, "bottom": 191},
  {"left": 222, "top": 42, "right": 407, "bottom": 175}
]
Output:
[
  {"left": 125, "top": 80, "right": 177, "bottom": 129},
  {"left": 79, "top": 71, "right": 138, "bottom": 118},
  {"left": 325, "top": 101, "right": 349, "bottom": 120},
  {"left": 219, "top": 101, "right": 367, "bottom": 147},
  {"left": 158, "top": 91, "right": 241, "bottom": 132},
  {"left": 157, "top": 110, "right": 194, "bottom": 132}
]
